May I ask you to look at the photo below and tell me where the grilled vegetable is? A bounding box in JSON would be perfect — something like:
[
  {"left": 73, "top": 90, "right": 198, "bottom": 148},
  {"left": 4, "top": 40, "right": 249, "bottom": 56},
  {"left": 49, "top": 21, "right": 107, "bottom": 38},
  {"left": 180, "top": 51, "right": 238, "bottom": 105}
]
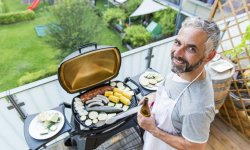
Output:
[
  {"left": 110, "top": 82, "right": 117, "bottom": 87},
  {"left": 98, "top": 113, "right": 108, "bottom": 121},
  {"left": 122, "top": 92, "right": 132, "bottom": 100},
  {"left": 40, "top": 128, "right": 49, "bottom": 135},
  {"left": 87, "top": 101, "right": 104, "bottom": 108},
  {"left": 122, "top": 105, "right": 129, "bottom": 111},
  {"left": 80, "top": 115, "right": 87, "bottom": 121},
  {"left": 115, "top": 103, "right": 123, "bottom": 108},
  {"left": 104, "top": 91, "right": 113, "bottom": 97},
  {"left": 88, "top": 111, "right": 98, "bottom": 120},
  {"left": 86, "top": 106, "right": 123, "bottom": 113},
  {"left": 108, "top": 95, "right": 119, "bottom": 103},
  {"left": 108, "top": 102, "right": 115, "bottom": 107},
  {"left": 120, "top": 96, "right": 131, "bottom": 105},
  {"left": 98, "top": 112, "right": 108, "bottom": 121},
  {"left": 85, "top": 119, "right": 92, "bottom": 126},
  {"left": 93, "top": 118, "right": 98, "bottom": 124}
]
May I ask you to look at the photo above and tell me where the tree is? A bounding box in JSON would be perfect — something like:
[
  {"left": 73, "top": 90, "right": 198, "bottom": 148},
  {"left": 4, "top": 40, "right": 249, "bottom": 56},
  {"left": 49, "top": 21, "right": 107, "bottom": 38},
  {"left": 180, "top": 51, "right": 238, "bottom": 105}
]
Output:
[
  {"left": 123, "top": 25, "right": 151, "bottom": 48},
  {"left": 47, "top": 0, "right": 101, "bottom": 56}
]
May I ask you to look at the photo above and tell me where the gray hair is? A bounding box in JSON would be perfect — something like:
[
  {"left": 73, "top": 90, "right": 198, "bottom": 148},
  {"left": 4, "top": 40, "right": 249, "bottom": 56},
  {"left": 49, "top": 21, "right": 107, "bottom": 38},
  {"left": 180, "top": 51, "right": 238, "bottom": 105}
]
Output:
[{"left": 181, "top": 17, "right": 220, "bottom": 54}]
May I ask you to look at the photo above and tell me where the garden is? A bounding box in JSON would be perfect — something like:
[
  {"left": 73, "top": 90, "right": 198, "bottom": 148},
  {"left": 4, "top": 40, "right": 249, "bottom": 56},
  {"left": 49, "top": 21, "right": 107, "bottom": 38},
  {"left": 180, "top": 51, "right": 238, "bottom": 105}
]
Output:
[{"left": 0, "top": 0, "right": 177, "bottom": 92}]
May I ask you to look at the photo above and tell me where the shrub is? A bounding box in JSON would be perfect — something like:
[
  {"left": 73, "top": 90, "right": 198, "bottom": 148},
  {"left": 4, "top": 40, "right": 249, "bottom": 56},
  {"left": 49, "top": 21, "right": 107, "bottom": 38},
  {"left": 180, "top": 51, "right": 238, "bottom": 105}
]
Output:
[
  {"left": 153, "top": 8, "right": 177, "bottom": 36},
  {"left": 123, "top": 0, "right": 142, "bottom": 15},
  {"left": 18, "top": 64, "right": 57, "bottom": 85},
  {"left": 0, "top": 10, "right": 35, "bottom": 24},
  {"left": 123, "top": 25, "right": 150, "bottom": 48},
  {"left": 103, "top": 8, "right": 125, "bottom": 26}
]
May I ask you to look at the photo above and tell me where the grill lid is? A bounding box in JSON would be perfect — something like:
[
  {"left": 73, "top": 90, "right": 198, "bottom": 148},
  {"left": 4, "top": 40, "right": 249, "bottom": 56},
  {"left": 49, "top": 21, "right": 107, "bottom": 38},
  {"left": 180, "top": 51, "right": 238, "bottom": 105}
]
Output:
[{"left": 58, "top": 43, "right": 121, "bottom": 93}]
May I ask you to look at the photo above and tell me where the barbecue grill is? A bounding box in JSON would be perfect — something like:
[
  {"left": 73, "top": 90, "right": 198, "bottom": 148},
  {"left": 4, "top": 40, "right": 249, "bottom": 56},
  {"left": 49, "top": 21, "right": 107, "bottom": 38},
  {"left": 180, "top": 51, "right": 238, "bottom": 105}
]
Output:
[{"left": 57, "top": 43, "right": 143, "bottom": 150}]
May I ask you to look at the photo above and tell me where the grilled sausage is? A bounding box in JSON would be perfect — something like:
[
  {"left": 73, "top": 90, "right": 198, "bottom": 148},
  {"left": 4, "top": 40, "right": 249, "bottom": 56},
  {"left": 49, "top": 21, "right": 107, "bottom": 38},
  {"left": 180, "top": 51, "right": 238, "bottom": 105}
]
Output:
[{"left": 80, "top": 85, "right": 114, "bottom": 102}]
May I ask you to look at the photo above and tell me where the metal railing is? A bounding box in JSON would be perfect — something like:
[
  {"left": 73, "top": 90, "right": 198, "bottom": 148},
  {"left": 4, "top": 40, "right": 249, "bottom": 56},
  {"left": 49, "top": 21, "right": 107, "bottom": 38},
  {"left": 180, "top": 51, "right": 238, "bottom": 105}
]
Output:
[{"left": 0, "top": 37, "right": 175, "bottom": 150}]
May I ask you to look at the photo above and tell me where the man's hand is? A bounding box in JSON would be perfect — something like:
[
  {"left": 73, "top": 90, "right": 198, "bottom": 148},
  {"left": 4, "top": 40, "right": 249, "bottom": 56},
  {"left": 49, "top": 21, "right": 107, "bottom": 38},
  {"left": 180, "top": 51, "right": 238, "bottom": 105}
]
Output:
[{"left": 137, "top": 112, "right": 157, "bottom": 134}]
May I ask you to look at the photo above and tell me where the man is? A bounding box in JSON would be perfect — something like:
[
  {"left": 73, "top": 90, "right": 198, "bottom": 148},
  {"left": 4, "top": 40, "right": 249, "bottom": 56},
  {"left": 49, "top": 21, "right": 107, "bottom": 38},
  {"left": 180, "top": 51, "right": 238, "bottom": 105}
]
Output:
[{"left": 137, "top": 17, "right": 220, "bottom": 150}]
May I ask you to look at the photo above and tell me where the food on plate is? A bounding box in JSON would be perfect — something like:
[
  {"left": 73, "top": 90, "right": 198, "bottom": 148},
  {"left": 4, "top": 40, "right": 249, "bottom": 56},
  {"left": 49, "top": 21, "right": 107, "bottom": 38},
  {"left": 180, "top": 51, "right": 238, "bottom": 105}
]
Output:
[
  {"left": 85, "top": 106, "right": 123, "bottom": 113},
  {"left": 37, "top": 111, "right": 61, "bottom": 135},
  {"left": 80, "top": 85, "right": 114, "bottom": 102},
  {"left": 140, "top": 71, "right": 164, "bottom": 89}
]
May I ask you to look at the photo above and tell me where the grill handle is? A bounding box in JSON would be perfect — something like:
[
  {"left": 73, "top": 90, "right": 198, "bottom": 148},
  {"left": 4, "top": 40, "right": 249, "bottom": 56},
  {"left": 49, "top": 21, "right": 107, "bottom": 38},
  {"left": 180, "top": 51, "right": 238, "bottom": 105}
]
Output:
[{"left": 78, "top": 42, "right": 97, "bottom": 53}]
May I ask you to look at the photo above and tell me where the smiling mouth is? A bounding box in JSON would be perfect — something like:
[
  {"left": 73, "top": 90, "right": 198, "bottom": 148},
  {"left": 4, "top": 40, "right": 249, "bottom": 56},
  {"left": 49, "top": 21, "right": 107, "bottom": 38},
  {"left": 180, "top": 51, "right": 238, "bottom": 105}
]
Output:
[{"left": 173, "top": 58, "right": 185, "bottom": 65}]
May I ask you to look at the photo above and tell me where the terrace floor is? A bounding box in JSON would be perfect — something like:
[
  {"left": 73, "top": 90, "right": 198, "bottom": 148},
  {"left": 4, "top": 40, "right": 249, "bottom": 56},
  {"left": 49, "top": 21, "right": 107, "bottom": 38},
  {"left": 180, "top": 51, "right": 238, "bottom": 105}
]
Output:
[{"left": 47, "top": 116, "right": 250, "bottom": 150}]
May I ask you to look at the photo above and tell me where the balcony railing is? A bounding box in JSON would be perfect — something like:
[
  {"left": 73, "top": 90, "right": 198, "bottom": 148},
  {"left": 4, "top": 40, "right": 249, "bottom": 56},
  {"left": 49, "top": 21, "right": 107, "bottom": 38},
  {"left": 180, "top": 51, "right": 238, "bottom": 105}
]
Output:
[{"left": 0, "top": 36, "right": 175, "bottom": 150}]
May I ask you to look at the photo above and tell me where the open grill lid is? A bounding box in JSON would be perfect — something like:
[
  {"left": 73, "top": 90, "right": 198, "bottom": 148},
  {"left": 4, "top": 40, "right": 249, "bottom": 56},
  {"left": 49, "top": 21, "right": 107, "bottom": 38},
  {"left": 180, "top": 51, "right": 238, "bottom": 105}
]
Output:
[{"left": 58, "top": 43, "right": 121, "bottom": 94}]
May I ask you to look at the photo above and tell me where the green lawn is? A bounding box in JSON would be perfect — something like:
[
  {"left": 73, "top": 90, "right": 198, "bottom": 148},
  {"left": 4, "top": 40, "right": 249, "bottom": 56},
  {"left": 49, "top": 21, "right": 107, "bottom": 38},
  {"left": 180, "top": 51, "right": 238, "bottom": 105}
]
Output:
[{"left": 0, "top": 0, "right": 127, "bottom": 92}]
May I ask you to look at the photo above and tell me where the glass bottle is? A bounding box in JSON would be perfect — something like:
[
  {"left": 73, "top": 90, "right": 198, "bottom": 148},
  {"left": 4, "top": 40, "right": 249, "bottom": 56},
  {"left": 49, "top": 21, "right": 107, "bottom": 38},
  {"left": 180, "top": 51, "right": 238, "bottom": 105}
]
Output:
[{"left": 140, "top": 97, "right": 151, "bottom": 117}]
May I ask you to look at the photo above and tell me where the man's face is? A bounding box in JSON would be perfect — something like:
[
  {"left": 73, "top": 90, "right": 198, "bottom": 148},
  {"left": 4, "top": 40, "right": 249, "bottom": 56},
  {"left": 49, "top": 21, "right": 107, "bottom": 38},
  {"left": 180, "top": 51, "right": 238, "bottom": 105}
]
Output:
[{"left": 171, "top": 27, "right": 208, "bottom": 73}]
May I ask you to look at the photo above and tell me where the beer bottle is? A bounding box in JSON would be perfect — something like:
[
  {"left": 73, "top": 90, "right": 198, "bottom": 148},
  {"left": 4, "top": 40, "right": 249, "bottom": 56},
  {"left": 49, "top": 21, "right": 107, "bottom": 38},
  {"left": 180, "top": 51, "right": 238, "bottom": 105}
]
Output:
[{"left": 140, "top": 97, "right": 151, "bottom": 117}]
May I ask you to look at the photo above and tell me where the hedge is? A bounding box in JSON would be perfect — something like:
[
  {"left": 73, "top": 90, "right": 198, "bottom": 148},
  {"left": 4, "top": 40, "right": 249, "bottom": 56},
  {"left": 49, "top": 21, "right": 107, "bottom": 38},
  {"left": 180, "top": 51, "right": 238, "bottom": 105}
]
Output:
[
  {"left": 0, "top": 10, "right": 35, "bottom": 24},
  {"left": 18, "top": 64, "right": 58, "bottom": 86}
]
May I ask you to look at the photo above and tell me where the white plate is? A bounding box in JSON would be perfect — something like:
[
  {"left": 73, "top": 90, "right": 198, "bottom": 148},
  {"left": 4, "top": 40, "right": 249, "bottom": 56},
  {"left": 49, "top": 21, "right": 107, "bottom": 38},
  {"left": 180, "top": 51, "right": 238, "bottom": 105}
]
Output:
[
  {"left": 29, "top": 110, "right": 65, "bottom": 140},
  {"left": 139, "top": 71, "right": 164, "bottom": 91},
  {"left": 209, "top": 59, "right": 234, "bottom": 73}
]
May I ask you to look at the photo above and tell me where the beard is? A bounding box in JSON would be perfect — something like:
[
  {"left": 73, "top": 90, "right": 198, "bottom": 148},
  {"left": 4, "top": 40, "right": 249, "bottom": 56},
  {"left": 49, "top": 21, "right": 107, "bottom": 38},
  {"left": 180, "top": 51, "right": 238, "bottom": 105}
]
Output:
[{"left": 171, "top": 51, "right": 204, "bottom": 73}]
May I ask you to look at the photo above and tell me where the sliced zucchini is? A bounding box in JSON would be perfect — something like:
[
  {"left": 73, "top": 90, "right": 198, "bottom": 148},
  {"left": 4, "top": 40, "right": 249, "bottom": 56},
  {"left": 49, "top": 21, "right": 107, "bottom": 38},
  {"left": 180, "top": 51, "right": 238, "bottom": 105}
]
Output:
[
  {"left": 49, "top": 124, "right": 58, "bottom": 131},
  {"left": 40, "top": 128, "right": 49, "bottom": 135},
  {"left": 88, "top": 111, "right": 98, "bottom": 120},
  {"left": 117, "top": 82, "right": 124, "bottom": 88},
  {"left": 107, "top": 113, "right": 117, "bottom": 119},
  {"left": 115, "top": 103, "right": 123, "bottom": 108},
  {"left": 85, "top": 119, "right": 93, "bottom": 126},
  {"left": 122, "top": 105, "right": 129, "bottom": 111},
  {"left": 108, "top": 102, "right": 115, "bottom": 107},
  {"left": 110, "top": 82, "right": 117, "bottom": 87},
  {"left": 92, "top": 118, "right": 98, "bottom": 124},
  {"left": 80, "top": 115, "right": 87, "bottom": 121},
  {"left": 98, "top": 112, "right": 108, "bottom": 121}
]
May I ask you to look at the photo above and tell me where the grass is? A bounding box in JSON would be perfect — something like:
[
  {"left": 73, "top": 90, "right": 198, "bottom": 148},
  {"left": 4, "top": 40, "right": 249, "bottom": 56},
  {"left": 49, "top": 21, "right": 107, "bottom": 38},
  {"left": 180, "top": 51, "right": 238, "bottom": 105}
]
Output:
[{"left": 0, "top": 0, "right": 127, "bottom": 92}]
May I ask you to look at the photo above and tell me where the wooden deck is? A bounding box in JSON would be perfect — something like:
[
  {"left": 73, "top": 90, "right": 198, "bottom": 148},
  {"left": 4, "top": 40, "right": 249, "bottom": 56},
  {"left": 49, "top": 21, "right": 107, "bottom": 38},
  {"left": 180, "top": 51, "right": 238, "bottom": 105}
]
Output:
[{"left": 47, "top": 116, "right": 250, "bottom": 150}]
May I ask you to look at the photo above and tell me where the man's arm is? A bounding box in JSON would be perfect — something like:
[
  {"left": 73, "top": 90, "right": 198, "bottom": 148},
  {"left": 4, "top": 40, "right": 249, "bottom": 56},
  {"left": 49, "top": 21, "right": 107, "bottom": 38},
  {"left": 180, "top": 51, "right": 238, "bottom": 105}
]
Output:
[{"left": 137, "top": 113, "right": 207, "bottom": 150}]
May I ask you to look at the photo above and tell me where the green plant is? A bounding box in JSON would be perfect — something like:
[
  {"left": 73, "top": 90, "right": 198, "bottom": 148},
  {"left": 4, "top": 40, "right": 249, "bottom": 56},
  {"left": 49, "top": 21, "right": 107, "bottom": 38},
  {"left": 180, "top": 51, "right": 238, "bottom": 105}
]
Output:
[
  {"left": 123, "top": 25, "right": 150, "bottom": 48},
  {"left": 223, "top": 25, "right": 250, "bottom": 59},
  {"left": 123, "top": 0, "right": 142, "bottom": 15},
  {"left": 103, "top": 8, "right": 125, "bottom": 26},
  {"left": 18, "top": 64, "right": 58, "bottom": 85},
  {"left": 0, "top": 10, "right": 35, "bottom": 24},
  {"left": 153, "top": 8, "right": 177, "bottom": 36},
  {"left": 47, "top": 0, "right": 101, "bottom": 55}
]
